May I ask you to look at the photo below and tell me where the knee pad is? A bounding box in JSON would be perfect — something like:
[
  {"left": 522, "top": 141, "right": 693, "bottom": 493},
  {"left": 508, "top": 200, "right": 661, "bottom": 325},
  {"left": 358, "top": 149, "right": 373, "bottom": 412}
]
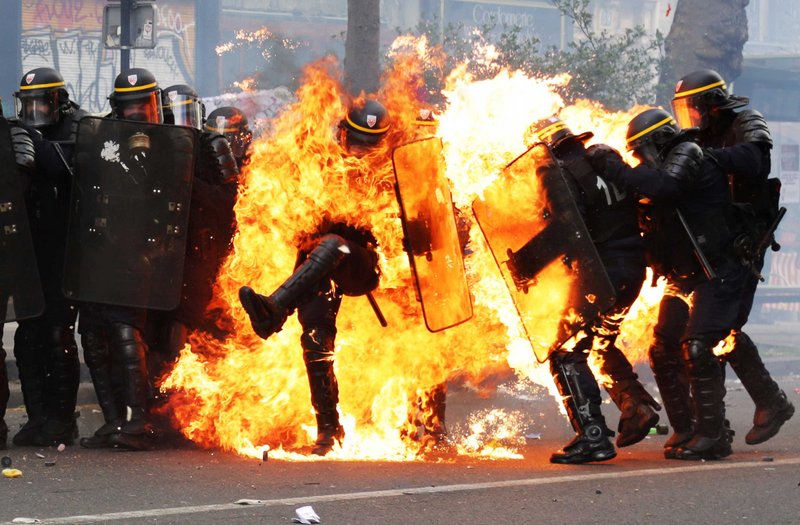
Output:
[
  {"left": 111, "top": 324, "right": 146, "bottom": 365},
  {"left": 81, "top": 328, "right": 110, "bottom": 368},
  {"left": 302, "top": 329, "right": 335, "bottom": 367},
  {"left": 13, "top": 323, "right": 40, "bottom": 359},
  {"left": 681, "top": 339, "right": 715, "bottom": 373},
  {"left": 648, "top": 338, "right": 679, "bottom": 371},
  {"left": 46, "top": 326, "right": 78, "bottom": 352}
]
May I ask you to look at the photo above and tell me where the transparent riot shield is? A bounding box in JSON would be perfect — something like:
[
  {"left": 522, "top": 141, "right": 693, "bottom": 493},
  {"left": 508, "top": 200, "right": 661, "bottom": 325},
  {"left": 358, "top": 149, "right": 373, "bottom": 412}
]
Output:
[
  {"left": 0, "top": 117, "right": 44, "bottom": 321},
  {"left": 472, "top": 144, "right": 615, "bottom": 362},
  {"left": 63, "top": 117, "right": 197, "bottom": 310},
  {"left": 392, "top": 137, "right": 472, "bottom": 332}
]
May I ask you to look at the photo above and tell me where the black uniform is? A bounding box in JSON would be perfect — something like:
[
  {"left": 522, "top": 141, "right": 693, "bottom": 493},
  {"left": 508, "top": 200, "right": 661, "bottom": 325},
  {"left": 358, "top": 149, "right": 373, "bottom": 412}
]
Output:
[
  {"left": 147, "top": 131, "right": 239, "bottom": 382},
  {"left": 542, "top": 130, "right": 659, "bottom": 464},
  {"left": 593, "top": 136, "right": 744, "bottom": 460},
  {"left": 699, "top": 110, "right": 794, "bottom": 445},
  {"left": 1, "top": 120, "right": 37, "bottom": 449},
  {"left": 78, "top": 68, "right": 180, "bottom": 451},
  {"left": 12, "top": 103, "right": 85, "bottom": 446}
]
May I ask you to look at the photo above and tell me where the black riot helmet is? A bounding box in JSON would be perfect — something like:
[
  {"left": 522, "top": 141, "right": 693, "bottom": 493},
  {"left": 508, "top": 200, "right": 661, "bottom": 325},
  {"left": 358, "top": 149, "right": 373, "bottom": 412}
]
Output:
[
  {"left": 339, "top": 99, "right": 390, "bottom": 153},
  {"left": 108, "top": 68, "right": 163, "bottom": 123},
  {"left": 527, "top": 115, "right": 593, "bottom": 151},
  {"left": 162, "top": 84, "right": 205, "bottom": 129},
  {"left": 205, "top": 106, "right": 252, "bottom": 167},
  {"left": 413, "top": 107, "right": 438, "bottom": 138},
  {"left": 671, "top": 69, "right": 749, "bottom": 130},
  {"left": 625, "top": 108, "right": 680, "bottom": 167},
  {"left": 13, "top": 67, "right": 71, "bottom": 128}
]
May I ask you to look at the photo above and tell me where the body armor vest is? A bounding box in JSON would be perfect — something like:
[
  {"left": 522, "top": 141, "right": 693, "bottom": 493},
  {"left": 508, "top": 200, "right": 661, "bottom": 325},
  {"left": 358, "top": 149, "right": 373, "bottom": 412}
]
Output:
[
  {"left": 562, "top": 157, "right": 640, "bottom": 245},
  {"left": 643, "top": 142, "right": 733, "bottom": 279}
]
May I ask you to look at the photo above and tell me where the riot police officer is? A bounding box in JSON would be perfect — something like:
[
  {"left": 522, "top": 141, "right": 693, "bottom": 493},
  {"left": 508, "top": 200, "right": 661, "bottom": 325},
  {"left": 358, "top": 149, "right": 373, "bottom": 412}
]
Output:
[
  {"left": 78, "top": 68, "right": 166, "bottom": 451},
  {"left": 162, "top": 83, "right": 205, "bottom": 129},
  {"left": 529, "top": 116, "right": 660, "bottom": 464},
  {"left": 147, "top": 86, "right": 239, "bottom": 391},
  {"left": 239, "top": 99, "right": 388, "bottom": 456},
  {"left": 0, "top": 114, "right": 37, "bottom": 449},
  {"left": 205, "top": 106, "right": 253, "bottom": 170},
  {"left": 589, "top": 108, "right": 744, "bottom": 460},
  {"left": 10, "top": 67, "right": 85, "bottom": 446},
  {"left": 671, "top": 70, "right": 794, "bottom": 444}
]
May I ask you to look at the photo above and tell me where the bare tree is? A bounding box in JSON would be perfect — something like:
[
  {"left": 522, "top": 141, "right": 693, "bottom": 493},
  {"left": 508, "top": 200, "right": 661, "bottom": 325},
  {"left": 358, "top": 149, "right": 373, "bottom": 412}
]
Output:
[
  {"left": 344, "top": 0, "right": 381, "bottom": 95},
  {"left": 657, "top": 0, "right": 750, "bottom": 105}
]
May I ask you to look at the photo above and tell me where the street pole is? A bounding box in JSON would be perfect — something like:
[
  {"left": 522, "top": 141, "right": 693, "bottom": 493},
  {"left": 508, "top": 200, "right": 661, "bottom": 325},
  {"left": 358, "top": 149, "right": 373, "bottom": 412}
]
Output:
[{"left": 120, "top": 0, "right": 132, "bottom": 72}]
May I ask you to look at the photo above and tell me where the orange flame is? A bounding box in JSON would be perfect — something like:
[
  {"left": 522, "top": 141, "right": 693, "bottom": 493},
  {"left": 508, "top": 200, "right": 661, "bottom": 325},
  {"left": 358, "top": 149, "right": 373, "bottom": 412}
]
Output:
[{"left": 163, "top": 36, "right": 661, "bottom": 460}]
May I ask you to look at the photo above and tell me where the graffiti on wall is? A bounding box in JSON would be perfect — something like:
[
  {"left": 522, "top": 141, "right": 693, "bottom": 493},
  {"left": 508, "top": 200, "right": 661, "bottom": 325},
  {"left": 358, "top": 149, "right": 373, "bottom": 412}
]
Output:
[{"left": 20, "top": 0, "right": 196, "bottom": 113}]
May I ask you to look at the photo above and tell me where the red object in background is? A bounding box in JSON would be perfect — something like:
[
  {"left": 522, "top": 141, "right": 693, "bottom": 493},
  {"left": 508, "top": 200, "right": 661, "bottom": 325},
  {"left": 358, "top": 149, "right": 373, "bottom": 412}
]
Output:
[{"left": 666, "top": 3, "right": 672, "bottom": 16}]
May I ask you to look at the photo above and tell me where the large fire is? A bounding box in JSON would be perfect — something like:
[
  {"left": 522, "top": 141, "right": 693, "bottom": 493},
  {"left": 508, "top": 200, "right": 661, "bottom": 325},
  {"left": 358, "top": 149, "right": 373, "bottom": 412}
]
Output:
[{"left": 162, "top": 36, "right": 662, "bottom": 460}]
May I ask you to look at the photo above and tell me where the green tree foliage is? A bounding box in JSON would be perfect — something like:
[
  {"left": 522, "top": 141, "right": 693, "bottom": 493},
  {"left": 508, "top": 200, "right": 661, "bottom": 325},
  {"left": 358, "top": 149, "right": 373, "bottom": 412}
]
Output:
[{"left": 406, "top": 0, "right": 664, "bottom": 110}]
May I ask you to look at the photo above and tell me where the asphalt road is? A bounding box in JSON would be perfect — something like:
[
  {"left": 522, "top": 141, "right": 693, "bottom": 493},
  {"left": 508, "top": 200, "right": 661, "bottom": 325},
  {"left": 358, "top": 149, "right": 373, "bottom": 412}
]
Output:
[{"left": 2, "top": 321, "right": 799, "bottom": 524}]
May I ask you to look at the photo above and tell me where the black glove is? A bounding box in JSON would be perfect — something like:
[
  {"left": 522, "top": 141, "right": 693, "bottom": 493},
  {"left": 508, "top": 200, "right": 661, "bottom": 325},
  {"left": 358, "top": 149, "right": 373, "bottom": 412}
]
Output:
[{"left": 585, "top": 144, "right": 622, "bottom": 174}]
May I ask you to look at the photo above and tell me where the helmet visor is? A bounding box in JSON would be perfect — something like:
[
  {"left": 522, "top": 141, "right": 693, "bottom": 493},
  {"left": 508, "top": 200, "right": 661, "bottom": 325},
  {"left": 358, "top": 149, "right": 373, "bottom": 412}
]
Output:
[
  {"left": 671, "top": 96, "right": 703, "bottom": 129},
  {"left": 165, "top": 95, "right": 202, "bottom": 129},
  {"left": 14, "top": 90, "right": 59, "bottom": 128},
  {"left": 116, "top": 91, "right": 163, "bottom": 124},
  {"left": 227, "top": 130, "right": 252, "bottom": 162}
]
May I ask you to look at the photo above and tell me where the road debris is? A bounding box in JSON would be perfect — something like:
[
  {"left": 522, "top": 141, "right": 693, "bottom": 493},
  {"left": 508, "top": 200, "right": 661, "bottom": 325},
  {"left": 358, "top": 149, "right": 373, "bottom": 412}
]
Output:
[{"left": 292, "top": 505, "right": 321, "bottom": 524}]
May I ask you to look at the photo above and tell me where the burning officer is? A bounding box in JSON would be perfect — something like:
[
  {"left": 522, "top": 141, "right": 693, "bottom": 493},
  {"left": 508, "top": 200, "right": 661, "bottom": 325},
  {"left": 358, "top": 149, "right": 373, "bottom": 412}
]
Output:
[
  {"left": 0, "top": 110, "right": 37, "bottom": 449},
  {"left": 73, "top": 68, "right": 196, "bottom": 450},
  {"left": 528, "top": 117, "right": 660, "bottom": 464},
  {"left": 10, "top": 67, "right": 86, "bottom": 446},
  {"left": 671, "top": 70, "right": 793, "bottom": 444},
  {"left": 239, "top": 99, "right": 388, "bottom": 456},
  {"left": 588, "top": 107, "right": 744, "bottom": 460}
]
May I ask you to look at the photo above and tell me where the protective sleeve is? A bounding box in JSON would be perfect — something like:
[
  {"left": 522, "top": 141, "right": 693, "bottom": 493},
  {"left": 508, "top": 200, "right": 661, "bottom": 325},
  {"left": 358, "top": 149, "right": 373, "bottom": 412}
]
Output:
[
  {"left": 706, "top": 142, "right": 769, "bottom": 180},
  {"left": 10, "top": 125, "right": 36, "bottom": 175},
  {"left": 600, "top": 157, "right": 682, "bottom": 200}
]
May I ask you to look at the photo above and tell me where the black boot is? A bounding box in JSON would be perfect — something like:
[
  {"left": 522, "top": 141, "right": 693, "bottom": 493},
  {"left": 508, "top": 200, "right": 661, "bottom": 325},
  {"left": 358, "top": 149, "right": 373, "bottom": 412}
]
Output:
[
  {"left": 240, "top": 235, "right": 349, "bottom": 340},
  {"left": 649, "top": 339, "right": 694, "bottom": 458},
  {"left": 550, "top": 359, "right": 616, "bottom": 464},
  {"left": 33, "top": 326, "right": 81, "bottom": 446},
  {"left": 673, "top": 340, "right": 730, "bottom": 461},
  {"left": 12, "top": 322, "right": 48, "bottom": 446},
  {"left": 727, "top": 332, "right": 795, "bottom": 445},
  {"left": 107, "top": 324, "right": 155, "bottom": 451},
  {"left": 606, "top": 380, "right": 661, "bottom": 448},
  {"left": 81, "top": 328, "right": 124, "bottom": 449},
  {"left": 596, "top": 339, "right": 660, "bottom": 447},
  {"left": 305, "top": 343, "right": 344, "bottom": 456}
]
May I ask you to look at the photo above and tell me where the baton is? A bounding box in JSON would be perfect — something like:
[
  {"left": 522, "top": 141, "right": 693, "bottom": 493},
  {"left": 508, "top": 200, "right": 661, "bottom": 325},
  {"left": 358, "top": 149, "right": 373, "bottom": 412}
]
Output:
[
  {"left": 676, "top": 209, "right": 717, "bottom": 281},
  {"left": 52, "top": 142, "right": 75, "bottom": 179},
  {"left": 756, "top": 207, "right": 786, "bottom": 255},
  {"left": 366, "top": 292, "right": 388, "bottom": 327}
]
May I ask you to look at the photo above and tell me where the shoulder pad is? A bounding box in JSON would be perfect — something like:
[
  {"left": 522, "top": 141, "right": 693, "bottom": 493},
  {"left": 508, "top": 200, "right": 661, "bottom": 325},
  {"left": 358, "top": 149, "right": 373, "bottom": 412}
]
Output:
[
  {"left": 200, "top": 131, "right": 239, "bottom": 184},
  {"left": 662, "top": 141, "right": 702, "bottom": 182},
  {"left": 733, "top": 110, "right": 772, "bottom": 147},
  {"left": 10, "top": 125, "right": 36, "bottom": 173}
]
